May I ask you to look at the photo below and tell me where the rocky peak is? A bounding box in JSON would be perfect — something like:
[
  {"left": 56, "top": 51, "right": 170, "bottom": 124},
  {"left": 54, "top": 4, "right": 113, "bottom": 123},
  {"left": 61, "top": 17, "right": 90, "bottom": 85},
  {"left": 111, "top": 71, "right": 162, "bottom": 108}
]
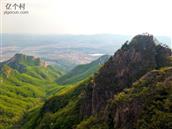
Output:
[{"left": 80, "top": 34, "right": 171, "bottom": 117}]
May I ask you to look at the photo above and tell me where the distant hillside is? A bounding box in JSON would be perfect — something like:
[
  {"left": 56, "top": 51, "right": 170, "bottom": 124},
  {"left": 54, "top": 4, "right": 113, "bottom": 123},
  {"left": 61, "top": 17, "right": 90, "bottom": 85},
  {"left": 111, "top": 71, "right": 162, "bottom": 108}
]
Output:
[
  {"left": 57, "top": 55, "right": 110, "bottom": 85},
  {"left": 0, "top": 53, "right": 65, "bottom": 129}
]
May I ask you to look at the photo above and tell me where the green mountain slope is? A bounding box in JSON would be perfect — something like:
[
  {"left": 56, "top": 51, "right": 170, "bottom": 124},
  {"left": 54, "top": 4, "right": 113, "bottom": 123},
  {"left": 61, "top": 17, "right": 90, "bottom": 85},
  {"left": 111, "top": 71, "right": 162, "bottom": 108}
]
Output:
[
  {"left": 0, "top": 54, "right": 65, "bottom": 129},
  {"left": 23, "top": 34, "right": 172, "bottom": 129},
  {"left": 21, "top": 78, "right": 91, "bottom": 129},
  {"left": 57, "top": 55, "right": 110, "bottom": 85}
]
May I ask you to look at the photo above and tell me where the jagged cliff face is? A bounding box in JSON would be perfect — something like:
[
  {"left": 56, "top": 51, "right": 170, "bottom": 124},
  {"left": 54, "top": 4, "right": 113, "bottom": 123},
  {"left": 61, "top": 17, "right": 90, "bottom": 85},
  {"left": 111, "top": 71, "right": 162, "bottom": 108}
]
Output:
[{"left": 80, "top": 34, "right": 171, "bottom": 117}]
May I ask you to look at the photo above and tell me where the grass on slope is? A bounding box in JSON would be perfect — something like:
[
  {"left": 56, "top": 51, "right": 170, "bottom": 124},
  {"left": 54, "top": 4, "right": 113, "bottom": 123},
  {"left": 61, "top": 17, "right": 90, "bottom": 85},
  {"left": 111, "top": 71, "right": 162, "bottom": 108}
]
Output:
[{"left": 0, "top": 64, "right": 65, "bottom": 129}]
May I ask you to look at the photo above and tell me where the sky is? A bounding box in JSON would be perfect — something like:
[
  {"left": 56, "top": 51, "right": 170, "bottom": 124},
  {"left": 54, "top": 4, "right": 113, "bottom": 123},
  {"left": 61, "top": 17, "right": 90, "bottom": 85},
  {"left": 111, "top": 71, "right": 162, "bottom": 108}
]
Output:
[{"left": 1, "top": 0, "right": 172, "bottom": 37}]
